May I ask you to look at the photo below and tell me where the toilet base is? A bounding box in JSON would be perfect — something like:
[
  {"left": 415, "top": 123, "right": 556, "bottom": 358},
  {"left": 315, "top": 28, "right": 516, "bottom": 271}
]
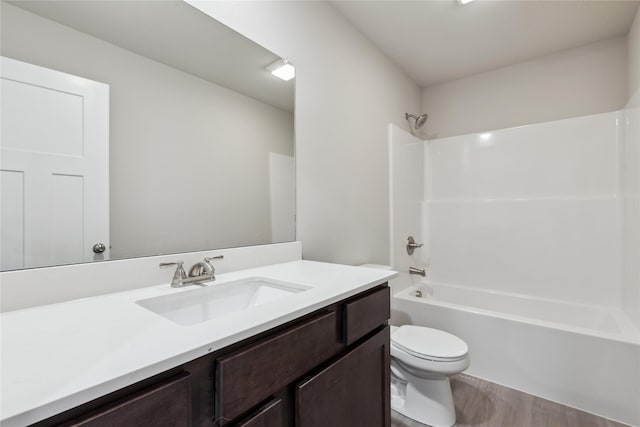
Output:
[{"left": 391, "top": 371, "right": 456, "bottom": 427}]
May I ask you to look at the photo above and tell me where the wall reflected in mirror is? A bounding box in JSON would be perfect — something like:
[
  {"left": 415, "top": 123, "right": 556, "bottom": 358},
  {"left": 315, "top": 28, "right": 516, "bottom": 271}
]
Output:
[{"left": 0, "top": 0, "right": 295, "bottom": 271}]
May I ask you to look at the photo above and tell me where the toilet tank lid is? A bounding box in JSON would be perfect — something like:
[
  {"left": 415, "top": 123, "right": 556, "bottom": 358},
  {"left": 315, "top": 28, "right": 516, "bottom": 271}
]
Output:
[{"left": 392, "top": 325, "right": 468, "bottom": 360}]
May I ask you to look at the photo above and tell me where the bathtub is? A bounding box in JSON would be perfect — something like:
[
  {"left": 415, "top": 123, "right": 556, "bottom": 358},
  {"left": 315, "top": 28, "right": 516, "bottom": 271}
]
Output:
[{"left": 392, "top": 281, "right": 640, "bottom": 426}]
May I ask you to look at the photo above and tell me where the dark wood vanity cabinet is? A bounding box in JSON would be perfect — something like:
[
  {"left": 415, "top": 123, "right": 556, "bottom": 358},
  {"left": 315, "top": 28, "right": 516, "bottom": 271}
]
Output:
[{"left": 37, "top": 284, "right": 390, "bottom": 427}]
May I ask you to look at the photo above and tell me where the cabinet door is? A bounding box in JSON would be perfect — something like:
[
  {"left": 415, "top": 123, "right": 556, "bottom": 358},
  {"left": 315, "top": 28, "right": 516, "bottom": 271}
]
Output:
[{"left": 295, "top": 327, "right": 390, "bottom": 427}]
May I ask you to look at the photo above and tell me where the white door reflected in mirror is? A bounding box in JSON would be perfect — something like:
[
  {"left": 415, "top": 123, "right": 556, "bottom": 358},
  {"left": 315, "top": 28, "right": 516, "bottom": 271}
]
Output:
[{"left": 0, "top": 57, "right": 109, "bottom": 270}]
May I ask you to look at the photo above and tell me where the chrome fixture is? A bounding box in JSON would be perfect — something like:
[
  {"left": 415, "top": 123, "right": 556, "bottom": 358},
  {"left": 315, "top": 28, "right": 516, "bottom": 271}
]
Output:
[
  {"left": 405, "top": 112, "right": 428, "bottom": 135},
  {"left": 160, "top": 255, "right": 224, "bottom": 287},
  {"left": 188, "top": 255, "right": 224, "bottom": 277},
  {"left": 409, "top": 266, "right": 426, "bottom": 277},
  {"left": 92, "top": 242, "right": 106, "bottom": 254},
  {"left": 160, "top": 261, "right": 188, "bottom": 287},
  {"left": 406, "top": 236, "right": 424, "bottom": 255},
  {"left": 415, "top": 289, "right": 423, "bottom": 298}
]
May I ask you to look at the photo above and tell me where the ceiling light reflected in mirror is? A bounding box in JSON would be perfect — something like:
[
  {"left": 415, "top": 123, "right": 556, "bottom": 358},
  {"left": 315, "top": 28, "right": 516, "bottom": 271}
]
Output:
[{"left": 267, "top": 59, "right": 296, "bottom": 81}]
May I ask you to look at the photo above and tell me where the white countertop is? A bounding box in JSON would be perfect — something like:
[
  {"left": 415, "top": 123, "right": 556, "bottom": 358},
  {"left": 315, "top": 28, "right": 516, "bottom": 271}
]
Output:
[{"left": 0, "top": 260, "right": 397, "bottom": 426}]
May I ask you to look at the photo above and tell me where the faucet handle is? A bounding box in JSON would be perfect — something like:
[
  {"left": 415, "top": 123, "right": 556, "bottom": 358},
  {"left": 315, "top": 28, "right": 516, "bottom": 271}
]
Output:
[
  {"left": 204, "top": 255, "right": 224, "bottom": 269},
  {"left": 406, "top": 236, "right": 424, "bottom": 255},
  {"left": 159, "top": 260, "right": 184, "bottom": 269},
  {"left": 202, "top": 255, "right": 224, "bottom": 274},
  {"left": 159, "top": 261, "right": 188, "bottom": 283}
]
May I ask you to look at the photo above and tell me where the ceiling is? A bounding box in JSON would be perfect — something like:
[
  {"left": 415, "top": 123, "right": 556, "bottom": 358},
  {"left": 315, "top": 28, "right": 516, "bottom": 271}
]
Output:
[
  {"left": 331, "top": 0, "right": 640, "bottom": 88},
  {"left": 6, "top": 0, "right": 295, "bottom": 112}
]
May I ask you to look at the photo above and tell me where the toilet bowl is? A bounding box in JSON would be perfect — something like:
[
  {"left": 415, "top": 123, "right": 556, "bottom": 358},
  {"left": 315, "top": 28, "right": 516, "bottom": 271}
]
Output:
[{"left": 390, "top": 325, "right": 469, "bottom": 427}]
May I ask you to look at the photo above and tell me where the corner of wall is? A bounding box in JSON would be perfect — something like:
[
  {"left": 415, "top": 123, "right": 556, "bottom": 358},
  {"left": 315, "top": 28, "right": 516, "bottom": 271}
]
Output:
[
  {"left": 188, "top": 1, "right": 422, "bottom": 266},
  {"left": 628, "top": 6, "right": 640, "bottom": 101}
]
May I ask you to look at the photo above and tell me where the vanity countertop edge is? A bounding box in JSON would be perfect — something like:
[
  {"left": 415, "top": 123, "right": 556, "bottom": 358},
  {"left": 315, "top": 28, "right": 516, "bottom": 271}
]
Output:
[{"left": 0, "top": 260, "right": 398, "bottom": 427}]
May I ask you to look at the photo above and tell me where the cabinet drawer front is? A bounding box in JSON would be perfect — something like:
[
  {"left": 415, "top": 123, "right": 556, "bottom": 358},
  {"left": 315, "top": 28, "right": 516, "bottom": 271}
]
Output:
[
  {"left": 216, "top": 310, "right": 340, "bottom": 422},
  {"left": 233, "top": 398, "right": 284, "bottom": 427},
  {"left": 343, "top": 286, "right": 390, "bottom": 345},
  {"left": 62, "top": 372, "right": 191, "bottom": 427}
]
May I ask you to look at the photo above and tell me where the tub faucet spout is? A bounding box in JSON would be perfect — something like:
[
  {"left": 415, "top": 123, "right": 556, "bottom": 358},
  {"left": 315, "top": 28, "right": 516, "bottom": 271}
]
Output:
[{"left": 409, "top": 266, "right": 426, "bottom": 277}]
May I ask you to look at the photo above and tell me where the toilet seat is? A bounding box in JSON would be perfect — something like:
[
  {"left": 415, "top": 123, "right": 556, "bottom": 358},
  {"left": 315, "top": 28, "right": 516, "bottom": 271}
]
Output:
[{"left": 391, "top": 325, "right": 468, "bottom": 362}]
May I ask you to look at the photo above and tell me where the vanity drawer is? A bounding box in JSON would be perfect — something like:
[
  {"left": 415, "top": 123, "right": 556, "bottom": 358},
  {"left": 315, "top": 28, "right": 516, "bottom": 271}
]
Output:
[
  {"left": 232, "top": 398, "right": 284, "bottom": 427},
  {"left": 62, "top": 372, "right": 191, "bottom": 427},
  {"left": 343, "top": 285, "right": 390, "bottom": 345},
  {"left": 216, "top": 310, "right": 341, "bottom": 423}
]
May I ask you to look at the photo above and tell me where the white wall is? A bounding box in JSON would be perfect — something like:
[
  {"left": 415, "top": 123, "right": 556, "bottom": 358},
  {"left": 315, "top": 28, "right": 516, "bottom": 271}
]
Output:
[
  {"left": 424, "top": 112, "right": 622, "bottom": 306},
  {"left": 622, "top": 6, "right": 640, "bottom": 330},
  {"left": 628, "top": 8, "right": 640, "bottom": 100},
  {"left": 269, "top": 153, "right": 295, "bottom": 243},
  {"left": 622, "top": 90, "right": 640, "bottom": 328},
  {"left": 421, "top": 37, "right": 628, "bottom": 138},
  {"left": 189, "top": 1, "right": 421, "bottom": 266},
  {"left": 1, "top": 3, "right": 294, "bottom": 259}
]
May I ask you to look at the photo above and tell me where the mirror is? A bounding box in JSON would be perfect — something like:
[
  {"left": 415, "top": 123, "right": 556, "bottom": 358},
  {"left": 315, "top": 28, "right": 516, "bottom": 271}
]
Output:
[{"left": 0, "top": 0, "right": 295, "bottom": 271}]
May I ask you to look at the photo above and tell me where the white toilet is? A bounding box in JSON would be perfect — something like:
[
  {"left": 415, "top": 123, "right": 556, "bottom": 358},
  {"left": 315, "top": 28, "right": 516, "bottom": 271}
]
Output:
[
  {"left": 357, "top": 264, "right": 469, "bottom": 426},
  {"left": 390, "top": 325, "right": 469, "bottom": 427}
]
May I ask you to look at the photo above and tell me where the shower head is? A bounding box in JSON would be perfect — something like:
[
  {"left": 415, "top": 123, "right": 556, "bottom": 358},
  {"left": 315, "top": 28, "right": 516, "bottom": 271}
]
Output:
[
  {"left": 415, "top": 114, "right": 428, "bottom": 129},
  {"left": 405, "top": 113, "right": 428, "bottom": 131}
]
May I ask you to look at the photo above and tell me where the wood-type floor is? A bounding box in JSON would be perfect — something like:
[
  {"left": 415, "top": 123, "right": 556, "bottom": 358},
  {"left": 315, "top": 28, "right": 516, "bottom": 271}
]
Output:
[{"left": 391, "top": 374, "right": 628, "bottom": 427}]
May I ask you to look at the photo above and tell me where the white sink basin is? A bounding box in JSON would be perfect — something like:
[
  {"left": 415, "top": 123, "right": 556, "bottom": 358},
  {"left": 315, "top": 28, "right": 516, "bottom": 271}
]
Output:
[{"left": 136, "top": 277, "right": 311, "bottom": 326}]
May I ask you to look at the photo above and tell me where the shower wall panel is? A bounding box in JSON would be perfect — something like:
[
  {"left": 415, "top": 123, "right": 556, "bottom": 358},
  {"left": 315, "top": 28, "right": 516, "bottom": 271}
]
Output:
[
  {"left": 622, "top": 91, "right": 640, "bottom": 328},
  {"left": 424, "top": 111, "right": 622, "bottom": 307},
  {"left": 388, "top": 124, "right": 424, "bottom": 294}
]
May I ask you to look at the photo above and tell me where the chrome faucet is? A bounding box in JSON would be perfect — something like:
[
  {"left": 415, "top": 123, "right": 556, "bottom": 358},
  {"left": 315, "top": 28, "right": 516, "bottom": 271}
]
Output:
[
  {"left": 188, "top": 255, "right": 223, "bottom": 278},
  {"left": 160, "top": 255, "right": 224, "bottom": 287},
  {"left": 409, "top": 266, "right": 426, "bottom": 277}
]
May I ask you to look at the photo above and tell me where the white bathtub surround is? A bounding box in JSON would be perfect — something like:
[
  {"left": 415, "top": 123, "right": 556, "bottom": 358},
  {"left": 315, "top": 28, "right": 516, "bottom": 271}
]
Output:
[
  {"left": 388, "top": 110, "right": 640, "bottom": 425},
  {"left": 426, "top": 111, "right": 621, "bottom": 307},
  {"left": 0, "top": 241, "right": 303, "bottom": 312},
  {"left": 0, "top": 260, "right": 397, "bottom": 426},
  {"left": 394, "top": 286, "right": 639, "bottom": 426},
  {"left": 621, "top": 89, "right": 640, "bottom": 330},
  {"left": 429, "top": 197, "right": 620, "bottom": 305},
  {"left": 388, "top": 125, "right": 426, "bottom": 295}
]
